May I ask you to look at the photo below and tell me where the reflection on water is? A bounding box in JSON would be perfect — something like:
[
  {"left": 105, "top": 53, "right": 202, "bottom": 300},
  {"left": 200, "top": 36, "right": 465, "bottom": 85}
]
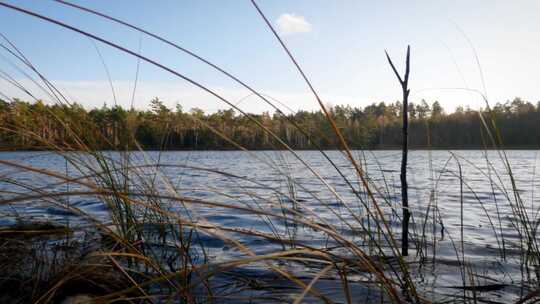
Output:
[{"left": 1, "top": 150, "right": 539, "bottom": 302}]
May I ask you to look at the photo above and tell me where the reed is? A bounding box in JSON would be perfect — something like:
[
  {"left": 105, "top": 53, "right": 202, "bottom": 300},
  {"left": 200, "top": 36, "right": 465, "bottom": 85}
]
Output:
[{"left": 0, "top": 1, "right": 539, "bottom": 303}]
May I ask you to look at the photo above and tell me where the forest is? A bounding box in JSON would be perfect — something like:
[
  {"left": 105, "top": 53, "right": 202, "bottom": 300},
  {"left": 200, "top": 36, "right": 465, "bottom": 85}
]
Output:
[{"left": 0, "top": 96, "right": 538, "bottom": 150}]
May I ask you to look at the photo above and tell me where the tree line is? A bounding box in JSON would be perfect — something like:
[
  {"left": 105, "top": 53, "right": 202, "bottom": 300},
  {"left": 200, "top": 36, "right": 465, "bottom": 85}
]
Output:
[{"left": 0, "top": 97, "right": 539, "bottom": 150}]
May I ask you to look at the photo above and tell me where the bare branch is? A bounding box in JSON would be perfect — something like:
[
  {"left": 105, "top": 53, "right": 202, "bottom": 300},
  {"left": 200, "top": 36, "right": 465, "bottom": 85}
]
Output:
[{"left": 385, "top": 50, "right": 404, "bottom": 84}]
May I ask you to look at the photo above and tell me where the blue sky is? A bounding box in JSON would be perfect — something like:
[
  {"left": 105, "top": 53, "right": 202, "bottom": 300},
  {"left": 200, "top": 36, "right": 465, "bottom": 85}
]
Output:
[{"left": 1, "top": 1, "right": 540, "bottom": 113}]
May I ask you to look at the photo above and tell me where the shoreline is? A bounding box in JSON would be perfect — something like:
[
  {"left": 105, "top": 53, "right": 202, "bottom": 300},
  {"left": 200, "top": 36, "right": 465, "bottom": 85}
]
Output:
[{"left": 1, "top": 146, "right": 540, "bottom": 152}]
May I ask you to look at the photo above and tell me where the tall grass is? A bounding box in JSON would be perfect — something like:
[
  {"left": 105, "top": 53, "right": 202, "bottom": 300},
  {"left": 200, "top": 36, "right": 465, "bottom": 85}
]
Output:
[{"left": 0, "top": 1, "right": 539, "bottom": 303}]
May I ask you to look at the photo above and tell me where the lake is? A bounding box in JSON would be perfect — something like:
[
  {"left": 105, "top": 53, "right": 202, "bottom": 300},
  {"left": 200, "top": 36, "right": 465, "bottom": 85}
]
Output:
[{"left": 1, "top": 150, "right": 539, "bottom": 303}]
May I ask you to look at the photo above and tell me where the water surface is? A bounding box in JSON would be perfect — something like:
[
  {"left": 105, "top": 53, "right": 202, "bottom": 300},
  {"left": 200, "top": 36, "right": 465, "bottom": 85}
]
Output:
[{"left": 1, "top": 150, "right": 539, "bottom": 302}]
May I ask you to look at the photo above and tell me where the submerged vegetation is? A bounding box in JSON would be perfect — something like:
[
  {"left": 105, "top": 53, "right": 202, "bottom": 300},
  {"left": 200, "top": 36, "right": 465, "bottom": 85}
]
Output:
[
  {"left": 0, "top": 1, "right": 540, "bottom": 303},
  {"left": 1, "top": 96, "right": 540, "bottom": 150}
]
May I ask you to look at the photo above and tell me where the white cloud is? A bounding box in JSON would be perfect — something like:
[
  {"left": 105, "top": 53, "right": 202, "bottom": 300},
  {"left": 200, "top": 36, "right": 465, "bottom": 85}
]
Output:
[
  {"left": 3, "top": 78, "right": 490, "bottom": 114},
  {"left": 276, "top": 13, "right": 312, "bottom": 36},
  {"left": 1, "top": 79, "right": 332, "bottom": 113}
]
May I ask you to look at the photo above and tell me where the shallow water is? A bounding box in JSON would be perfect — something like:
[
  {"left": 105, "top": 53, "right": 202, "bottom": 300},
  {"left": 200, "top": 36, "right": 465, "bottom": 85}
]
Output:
[{"left": 1, "top": 150, "right": 539, "bottom": 302}]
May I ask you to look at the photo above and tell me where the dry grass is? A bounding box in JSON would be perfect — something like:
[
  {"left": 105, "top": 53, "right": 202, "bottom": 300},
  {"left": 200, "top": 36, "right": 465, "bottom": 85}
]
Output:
[{"left": 0, "top": 1, "right": 539, "bottom": 303}]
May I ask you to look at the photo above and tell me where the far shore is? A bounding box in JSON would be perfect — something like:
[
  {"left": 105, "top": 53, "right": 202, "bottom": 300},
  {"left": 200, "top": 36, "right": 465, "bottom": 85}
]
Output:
[{"left": 1, "top": 146, "right": 540, "bottom": 152}]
